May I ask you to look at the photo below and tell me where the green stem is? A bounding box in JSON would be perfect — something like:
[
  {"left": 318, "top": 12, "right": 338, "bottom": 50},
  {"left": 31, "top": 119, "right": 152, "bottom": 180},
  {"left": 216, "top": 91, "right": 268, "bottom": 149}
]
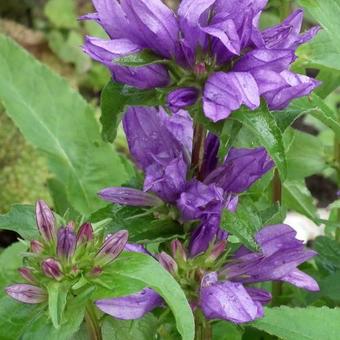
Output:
[
  {"left": 85, "top": 303, "right": 102, "bottom": 340},
  {"left": 191, "top": 121, "right": 206, "bottom": 180},
  {"left": 194, "top": 310, "right": 212, "bottom": 340},
  {"left": 271, "top": 281, "right": 283, "bottom": 307}
]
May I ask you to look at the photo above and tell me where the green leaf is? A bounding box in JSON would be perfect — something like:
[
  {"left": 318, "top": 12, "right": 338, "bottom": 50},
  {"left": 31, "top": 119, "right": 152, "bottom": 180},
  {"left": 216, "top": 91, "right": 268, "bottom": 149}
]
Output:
[
  {"left": 231, "top": 104, "right": 287, "bottom": 180},
  {"left": 105, "top": 252, "right": 195, "bottom": 340},
  {"left": 283, "top": 180, "right": 318, "bottom": 221},
  {"left": 313, "top": 236, "right": 340, "bottom": 273},
  {"left": 221, "top": 198, "right": 262, "bottom": 250},
  {"left": 47, "top": 282, "right": 69, "bottom": 329},
  {"left": 318, "top": 271, "right": 340, "bottom": 301},
  {"left": 44, "top": 0, "right": 78, "bottom": 29},
  {"left": 114, "top": 49, "right": 167, "bottom": 67},
  {"left": 252, "top": 306, "right": 340, "bottom": 340},
  {"left": 102, "top": 314, "right": 159, "bottom": 340},
  {"left": 0, "top": 35, "right": 128, "bottom": 216},
  {"left": 0, "top": 204, "right": 38, "bottom": 240},
  {"left": 212, "top": 321, "right": 243, "bottom": 340},
  {"left": 290, "top": 94, "right": 340, "bottom": 138},
  {"left": 100, "top": 81, "right": 162, "bottom": 142},
  {"left": 91, "top": 205, "right": 183, "bottom": 243}
]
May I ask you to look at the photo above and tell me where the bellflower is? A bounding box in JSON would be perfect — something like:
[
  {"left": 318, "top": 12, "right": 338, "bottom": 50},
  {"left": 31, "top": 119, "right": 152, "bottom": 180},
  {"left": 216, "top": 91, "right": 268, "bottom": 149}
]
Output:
[
  {"left": 82, "top": 1, "right": 320, "bottom": 121},
  {"left": 95, "top": 225, "right": 319, "bottom": 323}
]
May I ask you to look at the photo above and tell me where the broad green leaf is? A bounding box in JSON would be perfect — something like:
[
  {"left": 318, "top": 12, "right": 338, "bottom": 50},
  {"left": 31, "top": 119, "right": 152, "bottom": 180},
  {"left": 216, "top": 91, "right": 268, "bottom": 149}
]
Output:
[
  {"left": 0, "top": 35, "right": 128, "bottom": 216},
  {"left": 221, "top": 199, "right": 262, "bottom": 250},
  {"left": 313, "top": 236, "right": 340, "bottom": 273},
  {"left": 102, "top": 314, "right": 159, "bottom": 340},
  {"left": 318, "top": 271, "right": 340, "bottom": 301},
  {"left": 44, "top": 0, "right": 78, "bottom": 29},
  {"left": 283, "top": 180, "right": 318, "bottom": 221},
  {"left": 252, "top": 306, "right": 340, "bottom": 340},
  {"left": 231, "top": 104, "right": 287, "bottom": 180},
  {"left": 212, "top": 322, "right": 243, "bottom": 340},
  {"left": 106, "top": 252, "right": 195, "bottom": 340},
  {"left": 91, "top": 205, "right": 183, "bottom": 243},
  {"left": 47, "top": 282, "right": 69, "bottom": 329},
  {"left": 0, "top": 204, "right": 38, "bottom": 240},
  {"left": 286, "top": 130, "right": 326, "bottom": 180},
  {"left": 114, "top": 49, "right": 167, "bottom": 67},
  {"left": 290, "top": 94, "right": 340, "bottom": 138},
  {"left": 100, "top": 81, "right": 162, "bottom": 142},
  {"left": 260, "top": 203, "right": 287, "bottom": 226}
]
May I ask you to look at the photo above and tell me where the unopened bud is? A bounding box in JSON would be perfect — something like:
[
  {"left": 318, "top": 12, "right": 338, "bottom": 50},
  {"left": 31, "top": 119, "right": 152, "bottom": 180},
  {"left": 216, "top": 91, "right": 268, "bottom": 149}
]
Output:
[
  {"left": 193, "top": 62, "right": 206, "bottom": 76},
  {"left": 157, "top": 252, "right": 178, "bottom": 274},
  {"left": 171, "top": 239, "right": 187, "bottom": 262},
  {"left": 90, "top": 266, "right": 103, "bottom": 277},
  {"left": 6, "top": 284, "right": 46, "bottom": 304},
  {"left": 35, "top": 200, "right": 56, "bottom": 242},
  {"left": 96, "top": 230, "right": 128, "bottom": 266},
  {"left": 167, "top": 87, "right": 199, "bottom": 113},
  {"left": 77, "top": 222, "right": 94, "bottom": 245},
  {"left": 57, "top": 226, "right": 77, "bottom": 259},
  {"left": 207, "top": 240, "right": 226, "bottom": 262},
  {"left": 41, "top": 258, "right": 63, "bottom": 281},
  {"left": 18, "top": 267, "right": 36, "bottom": 284},
  {"left": 30, "top": 240, "right": 44, "bottom": 253}
]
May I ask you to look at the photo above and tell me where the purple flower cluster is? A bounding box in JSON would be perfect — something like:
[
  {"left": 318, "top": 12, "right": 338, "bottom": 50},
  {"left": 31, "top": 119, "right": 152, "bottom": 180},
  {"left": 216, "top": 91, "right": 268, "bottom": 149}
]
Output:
[
  {"left": 6, "top": 200, "right": 128, "bottom": 304},
  {"left": 96, "top": 225, "right": 319, "bottom": 323},
  {"left": 99, "top": 107, "right": 274, "bottom": 256},
  {"left": 82, "top": 0, "right": 320, "bottom": 121}
]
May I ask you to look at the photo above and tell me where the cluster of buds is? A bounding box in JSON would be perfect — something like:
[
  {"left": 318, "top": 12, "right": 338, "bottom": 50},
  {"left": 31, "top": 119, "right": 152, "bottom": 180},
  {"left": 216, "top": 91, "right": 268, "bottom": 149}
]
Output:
[{"left": 6, "top": 200, "right": 128, "bottom": 304}]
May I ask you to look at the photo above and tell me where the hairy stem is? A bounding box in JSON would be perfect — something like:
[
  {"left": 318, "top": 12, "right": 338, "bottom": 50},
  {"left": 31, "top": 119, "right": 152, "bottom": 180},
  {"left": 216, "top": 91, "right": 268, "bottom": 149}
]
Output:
[
  {"left": 85, "top": 303, "right": 102, "bottom": 340},
  {"left": 195, "top": 310, "right": 212, "bottom": 340},
  {"left": 191, "top": 121, "right": 206, "bottom": 180}
]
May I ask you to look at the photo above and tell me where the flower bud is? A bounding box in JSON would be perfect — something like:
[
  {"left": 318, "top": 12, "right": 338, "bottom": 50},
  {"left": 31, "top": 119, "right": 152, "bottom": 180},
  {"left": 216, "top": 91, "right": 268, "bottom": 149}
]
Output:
[
  {"left": 6, "top": 284, "right": 46, "bottom": 304},
  {"left": 207, "top": 240, "right": 226, "bottom": 262},
  {"left": 157, "top": 252, "right": 178, "bottom": 274},
  {"left": 98, "top": 187, "right": 163, "bottom": 207},
  {"left": 167, "top": 87, "right": 199, "bottom": 112},
  {"left": 96, "top": 230, "right": 128, "bottom": 266},
  {"left": 30, "top": 240, "right": 44, "bottom": 253},
  {"left": 41, "top": 258, "right": 63, "bottom": 281},
  {"left": 171, "top": 239, "right": 187, "bottom": 262},
  {"left": 35, "top": 200, "right": 56, "bottom": 242},
  {"left": 18, "top": 267, "right": 36, "bottom": 284},
  {"left": 77, "top": 222, "right": 94, "bottom": 245},
  {"left": 57, "top": 226, "right": 77, "bottom": 259},
  {"left": 193, "top": 62, "right": 206, "bottom": 76}
]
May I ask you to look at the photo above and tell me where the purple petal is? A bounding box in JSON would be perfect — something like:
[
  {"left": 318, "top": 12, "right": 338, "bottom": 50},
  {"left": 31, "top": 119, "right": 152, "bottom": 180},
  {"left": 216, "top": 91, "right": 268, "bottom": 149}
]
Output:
[
  {"left": 98, "top": 187, "right": 163, "bottom": 207},
  {"left": 204, "top": 147, "right": 274, "bottom": 193},
  {"left": 6, "top": 284, "right": 46, "bottom": 304},
  {"left": 201, "top": 133, "right": 220, "bottom": 179},
  {"left": 120, "top": 0, "right": 179, "bottom": 58},
  {"left": 281, "top": 268, "right": 320, "bottom": 292},
  {"left": 167, "top": 88, "right": 199, "bottom": 112},
  {"left": 57, "top": 226, "right": 77, "bottom": 259},
  {"left": 245, "top": 287, "right": 272, "bottom": 305},
  {"left": 35, "top": 200, "right": 56, "bottom": 242},
  {"left": 177, "top": 180, "right": 224, "bottom": 221},
  {"left": 200, "top": 278, "right": 261, "bottom": 323},
  {"left": 124, "top": 243, "right": 150, "bottom": 255},
  {"left": 203, "top": 72, "right": 260, "bottom": 122},
  {"left": 234, "top": 49, "right": 295, "bottom": 73},
  {"left": 96, "top": 288, "right": 163, "bottom": 320}
]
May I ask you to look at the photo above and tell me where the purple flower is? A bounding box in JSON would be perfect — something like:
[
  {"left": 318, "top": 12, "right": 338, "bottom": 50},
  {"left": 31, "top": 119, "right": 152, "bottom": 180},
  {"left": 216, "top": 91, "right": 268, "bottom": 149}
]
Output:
[
  {"left": 167, "top": 88, "right": 199, "bottom": 112},
  {"left": 157, "top": 252, "right": 178, "bottom": 274},
  {"left": 77, "top": 222, "right": 94, "bottom": 245},
  {"left": 57, "top": 226, "right": 77, "bottom": 259},
  {"left": 35, "top": 200, "right": 56, "bottom": 242},
  {"left": 6, "top": 284, "right": 47, "bottom": 304},
  {"left": 41, "top": 258, "right": 63, "bottom": 281},
  {"left": 96, "top": 288, "right": 163, "bottom": 320},
  {"left": 82, "top": 1, "right": 319, "bottom": 121},
  {"left": 98, "top": 187, "right": 163, "bottom": 207},
  {"left": 96, "top": 230, "right": 129, "bottom": 266}
]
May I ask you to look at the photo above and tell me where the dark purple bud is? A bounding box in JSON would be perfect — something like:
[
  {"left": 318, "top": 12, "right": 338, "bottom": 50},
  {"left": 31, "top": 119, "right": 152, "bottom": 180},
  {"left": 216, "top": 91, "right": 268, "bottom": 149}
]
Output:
[
  {"left": 30, "top": 240, "right": 44, "bottom": 253},
  {"left": 57, "top": 226, "right": 77, "bottom": 259},
  {"left": 207, "top": 240, "right": 227, "bottom": 262},
  {"left": 157, "top": 252, "right": 178, "bottom": 274},
  {"left": 41, "top": 258, "right": 63, "bottom": 281},
  {"left": 77, "top": 222, "right": 94, "bottom": 245},
  {"left": 167, "top": 87, "right": 199, "bottom": 112},
  {"left": 35, "top": 200, "right": 56, "bottom": 242},
  {"left": 171, "top": 239, "right": 187, "bottom": 262},
  {"left": 6, "top": 284, "right": 46, "bottom": 304},
  {"left": 18, "top": 267, "right": 36, "bottom": 284},
  {"left": 98, "top": 187, "right": 163, "bottom": 207},
  {"left": 96, "top": 230, "right": 129, "bottom": 266}
]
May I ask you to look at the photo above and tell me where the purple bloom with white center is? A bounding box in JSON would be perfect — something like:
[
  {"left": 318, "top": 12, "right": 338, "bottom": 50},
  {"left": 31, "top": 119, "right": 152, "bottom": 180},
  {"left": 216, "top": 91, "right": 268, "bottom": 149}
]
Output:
[
  {"left": 82, "top": 1, "right": 320, "bottom": 121},
  {"left": 95, "top": 224, "right": 318, "bottom": 323}
]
